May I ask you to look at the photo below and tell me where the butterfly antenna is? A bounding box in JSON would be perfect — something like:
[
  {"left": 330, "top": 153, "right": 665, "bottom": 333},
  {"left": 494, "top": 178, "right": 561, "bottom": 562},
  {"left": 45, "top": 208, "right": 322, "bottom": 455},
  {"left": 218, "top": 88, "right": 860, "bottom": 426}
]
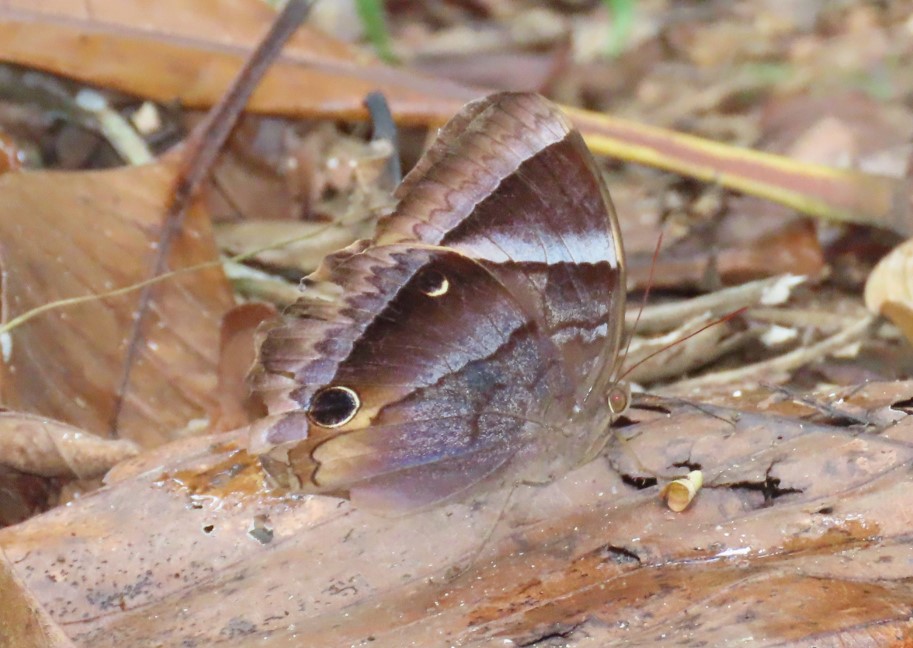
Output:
[
  {"left": 616, "top": 230, "right": 664, "bottom": 378},
  {"left": 617, "top": 306, "right": 749, "bottom": 384}
]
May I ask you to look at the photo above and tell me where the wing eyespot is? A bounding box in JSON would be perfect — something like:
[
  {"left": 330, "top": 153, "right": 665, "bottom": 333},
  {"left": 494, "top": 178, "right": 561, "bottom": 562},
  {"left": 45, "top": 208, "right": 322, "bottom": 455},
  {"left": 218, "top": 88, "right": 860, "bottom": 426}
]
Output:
[
  {"left": 416, "top": 269, "right": 450, "bottom": 297},
  {"left": 308, "top": 386, "right": 360, "bottom": 428}
]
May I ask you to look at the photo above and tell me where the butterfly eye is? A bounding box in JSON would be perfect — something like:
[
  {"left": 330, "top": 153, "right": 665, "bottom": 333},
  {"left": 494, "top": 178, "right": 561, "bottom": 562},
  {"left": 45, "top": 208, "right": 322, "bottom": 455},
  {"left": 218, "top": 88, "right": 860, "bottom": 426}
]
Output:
[
  {"left": 607, "top": 385, "right": 629, "bottom": 415},
  {"left": 308, "top": 386, "right": 360, "bottom": 428},
  {"left": 416, "top": 269, "right": 449, "bottom": 297}
]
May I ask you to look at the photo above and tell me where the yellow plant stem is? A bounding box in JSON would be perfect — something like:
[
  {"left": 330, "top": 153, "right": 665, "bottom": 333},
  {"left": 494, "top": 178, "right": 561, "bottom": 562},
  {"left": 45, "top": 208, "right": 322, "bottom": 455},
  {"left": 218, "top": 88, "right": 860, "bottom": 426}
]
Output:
[{"left": 563, "top": 105, "right": 908, "bottom": 235}]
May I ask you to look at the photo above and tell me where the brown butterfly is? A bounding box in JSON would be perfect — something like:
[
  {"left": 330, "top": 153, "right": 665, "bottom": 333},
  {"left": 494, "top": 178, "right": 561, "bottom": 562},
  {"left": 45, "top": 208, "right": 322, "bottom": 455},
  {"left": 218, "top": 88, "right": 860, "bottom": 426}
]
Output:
[{"left": 247, "top": 92, "right": 627, "bottom": 511}]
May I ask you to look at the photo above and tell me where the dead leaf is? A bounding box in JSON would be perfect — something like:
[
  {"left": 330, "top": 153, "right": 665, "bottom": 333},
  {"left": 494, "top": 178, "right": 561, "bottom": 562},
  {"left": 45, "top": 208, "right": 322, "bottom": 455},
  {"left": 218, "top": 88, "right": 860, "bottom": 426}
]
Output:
[
  {"left": 202, "top": 118, "right": 396, "bottom": 224},
  {"left": 0, "top": 160, "right": 235, "bottom": 447},
  {"left": 865, "top": 236, "right": 913, "bottom": 343},
  {"left": 0, "top": 1, "right": 903, "bottom": 236},
  {"left": 0, "top": 549, "right": 74, "bottom": 647},
  {"left": 2, "top": 385, "right": 913, "bottom": 645},
  {"left": 0, "top": 128, "right": 22, "bottom": 173},
  {"left": 414, "top": 51, "right": 562, "bottom": 93},
  {"left": 213, "top": 303, "right": 276, "bottom": 432},
  {"left": 0, "top": 412, "right": 139, "bottom": 479},
  {"left": 0, "top": 0, "right": 476, "bottom": 125},
  {"left": 628, "top": 217, "right": 825, "bottom": 290}
]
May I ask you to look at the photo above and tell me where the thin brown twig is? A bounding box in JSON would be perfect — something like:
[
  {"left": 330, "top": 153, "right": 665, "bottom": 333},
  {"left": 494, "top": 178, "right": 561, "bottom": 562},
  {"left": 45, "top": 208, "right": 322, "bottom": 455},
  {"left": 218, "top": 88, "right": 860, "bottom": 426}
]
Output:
[
  {"left": 663, "top": 314, "right": 877, "bottom": 393},
  {"left": 109, "top": 0, "right": 313, "bottom": 436},
  {"left": 625, "top": 274, "right": 806, "bottom": 335}
]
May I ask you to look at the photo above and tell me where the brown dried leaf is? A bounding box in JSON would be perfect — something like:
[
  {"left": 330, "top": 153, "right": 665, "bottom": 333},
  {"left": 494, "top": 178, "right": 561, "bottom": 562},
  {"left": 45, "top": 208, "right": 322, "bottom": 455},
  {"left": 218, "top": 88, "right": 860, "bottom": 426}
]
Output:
[
  {"left": 0, "top": 0, "right": 475, "bottom": 125},
  {"left": 414, "top": 51, "right": 562, "bottom": 92},
  {"left": 628, "top": 217, "right": 825, "bottom": 291},
  {"left": 0, "top": 412, "right": 139, "bottom": 479},
  {"left": 213, "top": 303, "right": 276, "bottom": 432},
  {"left": 866, "top": 237, "right": 913, "bottom": 344},
  {"left": 0, "top": 161, "right": 235, "bottom": 447},
  {"left": 760, "top": 91, "right": 913, "bottom": 174},
  {"left": 0, "top": 549, "right": 74, "bottom": 647},
  {"left": 2, "top": 383, "right": 913, "bottom": 645},
  {"left": 204, "top": 118, "right": 396, "bottom": 224},
  {"left": 1, "top": 2, "right": 898, "bottom": 237}
]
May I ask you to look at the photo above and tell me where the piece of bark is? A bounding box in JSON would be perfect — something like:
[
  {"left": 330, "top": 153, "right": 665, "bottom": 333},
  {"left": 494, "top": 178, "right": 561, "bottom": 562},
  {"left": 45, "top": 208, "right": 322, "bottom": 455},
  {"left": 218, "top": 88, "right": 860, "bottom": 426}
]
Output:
[
  {"left": 0, "top": 548, "right": 75, "bottom": 647},
  {"left": 2, "top": 382, "right": 913, "bottom": 646}
]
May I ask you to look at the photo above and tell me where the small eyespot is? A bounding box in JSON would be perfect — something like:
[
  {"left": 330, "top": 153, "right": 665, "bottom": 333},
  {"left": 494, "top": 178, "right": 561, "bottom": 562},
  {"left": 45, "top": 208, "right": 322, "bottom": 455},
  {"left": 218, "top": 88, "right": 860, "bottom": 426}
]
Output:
[
  {"left": 416, "top": 269, "right": 449, "bottom": 297},
  {"left": 307, "top": 386, "right": 360, "bottom": 428},
  {"left": 608, "top": 385, "right": 629, "bottom": 415}
]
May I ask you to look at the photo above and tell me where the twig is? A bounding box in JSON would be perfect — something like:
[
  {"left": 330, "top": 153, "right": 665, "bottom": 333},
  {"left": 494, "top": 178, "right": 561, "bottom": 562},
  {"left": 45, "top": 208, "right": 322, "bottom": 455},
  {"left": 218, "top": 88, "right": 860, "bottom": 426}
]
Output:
[
  {"left": 0, "top": 65, "right": 152, "bottom": 165},
  {"left": 73, "top": 89, "right": 153, "bottom": 164},
  {"left": 663, "top": 314, "right": 877, "bottom": 393},
  {"left": 0, "top": 222, "right": 330, "bottom": 339},
  {"left": 365, "top": 91, "right": 402, "bottom": 186},
  {"left": 625, "top": 324, "right": 752, "bottom": 384},
  {"left": 747, "top": 306, "right": 864, "bottom": 332},
  {"left": 109, "top": 0, "right": 313, "bottom": 436},
  {"left": 222, "top": 260, "right": 302, "bottom": 306},
  {"left": 626, "top": 274, "right": 806, "bottom": 334}
]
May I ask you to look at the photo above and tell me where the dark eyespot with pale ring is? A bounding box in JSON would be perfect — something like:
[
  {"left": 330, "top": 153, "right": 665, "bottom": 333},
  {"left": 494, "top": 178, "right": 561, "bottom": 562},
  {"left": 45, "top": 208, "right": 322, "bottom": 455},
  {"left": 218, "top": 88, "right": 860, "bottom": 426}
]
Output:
[
  {"left": 416, "top": 269, "right": 449, "bottom": 297},
  {"left": 307, "top": 386, "right": 360, "bottom": 428}
]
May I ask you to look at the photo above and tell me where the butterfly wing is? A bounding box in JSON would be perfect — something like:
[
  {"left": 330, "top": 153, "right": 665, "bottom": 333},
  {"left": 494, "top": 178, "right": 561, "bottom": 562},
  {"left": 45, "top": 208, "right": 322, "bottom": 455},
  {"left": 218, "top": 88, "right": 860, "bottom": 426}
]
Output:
[
  {"left": 379, "top": 92, "right": 626, "bottom": 417},
  {"left": 253, "top": 246, "right": 564, "bottom": 509},
  {"left": 249, "top": 93, "right": 625, "bottom": 510}
]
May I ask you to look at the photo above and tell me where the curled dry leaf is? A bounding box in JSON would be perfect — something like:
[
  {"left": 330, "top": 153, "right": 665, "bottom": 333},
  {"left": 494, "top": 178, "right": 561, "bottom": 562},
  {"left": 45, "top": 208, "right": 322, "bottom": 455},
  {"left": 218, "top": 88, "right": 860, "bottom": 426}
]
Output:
[
  {"left": 0, "top": 412, "right": 139, "bottom": 479},
  {"left": 865, "top": 236, "right": 913, "bottom": 344},
  {"left": 623, "top": 274, "right": 807, "bottom": 384},
  {"left": 624, "top": 313, "right": 741, "bottom": 383},
  {"left": 665, "top": 314, "right": 875, "bottom": 394},
  {"left": 660, "top": 470, "right": 703, "bottom": 512},
  {"left": 0, "top": 160, "right": 236, "bottom": 447}
]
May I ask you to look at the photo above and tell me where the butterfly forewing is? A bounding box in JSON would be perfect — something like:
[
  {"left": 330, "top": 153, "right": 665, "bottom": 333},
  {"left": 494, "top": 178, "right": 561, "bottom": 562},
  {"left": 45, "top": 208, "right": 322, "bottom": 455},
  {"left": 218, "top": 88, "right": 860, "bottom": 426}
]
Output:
[
  {"left": 249, "top": 92, "right": 625, "bottom": 510},
  {"left": 377, "top": 93, "right": 624, "bottom": 416}
]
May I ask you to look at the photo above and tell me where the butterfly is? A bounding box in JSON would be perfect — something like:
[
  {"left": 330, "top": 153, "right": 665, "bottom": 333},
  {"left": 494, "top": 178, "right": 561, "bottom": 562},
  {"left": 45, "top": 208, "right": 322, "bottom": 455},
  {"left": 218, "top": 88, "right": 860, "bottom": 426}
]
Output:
[{"left": 247, "top": 92, "right": 627, "bottom": 511}]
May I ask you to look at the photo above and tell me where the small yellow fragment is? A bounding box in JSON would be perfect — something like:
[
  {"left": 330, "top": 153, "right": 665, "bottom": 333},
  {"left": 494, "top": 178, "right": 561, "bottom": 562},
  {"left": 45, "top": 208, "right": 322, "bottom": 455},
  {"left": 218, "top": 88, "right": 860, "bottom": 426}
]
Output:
[{"left": 660, "top": 470, "right": 703, "bottom": 512}]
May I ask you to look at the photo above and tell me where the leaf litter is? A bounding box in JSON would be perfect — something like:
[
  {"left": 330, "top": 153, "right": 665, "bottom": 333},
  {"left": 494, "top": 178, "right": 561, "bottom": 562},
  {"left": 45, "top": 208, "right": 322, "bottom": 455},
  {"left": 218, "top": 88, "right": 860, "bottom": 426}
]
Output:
[{"left": 3, "top": 1, "right": 913, "bottom": 647}]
